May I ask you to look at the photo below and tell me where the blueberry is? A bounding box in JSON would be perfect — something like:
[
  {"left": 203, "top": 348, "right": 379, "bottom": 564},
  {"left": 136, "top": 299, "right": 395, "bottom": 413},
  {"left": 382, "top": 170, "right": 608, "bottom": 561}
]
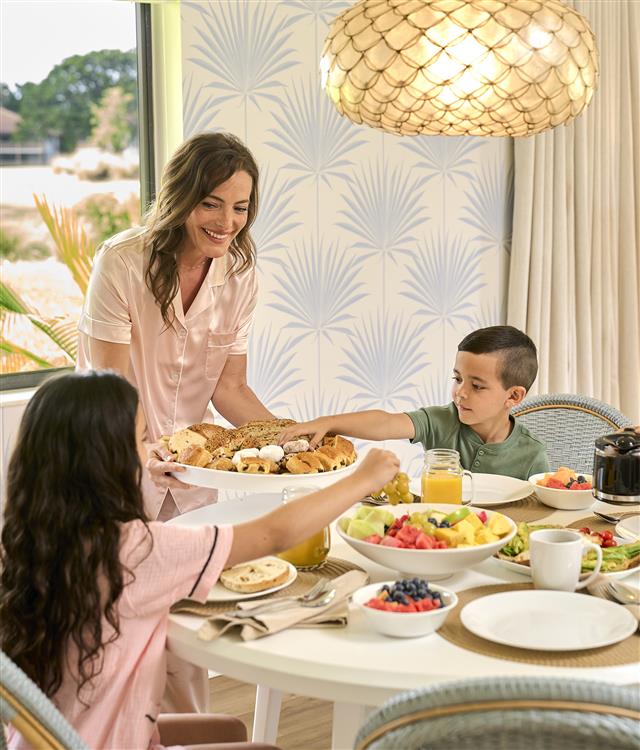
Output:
[
  {"left": 440, "top": 520, "right": 450, "bottom": 528},
  {"left": 428, "top": 517, "right": 437, "bottom": 525},
  {"left": 577, "top": 475, "right": 585, "bottom": 483}
]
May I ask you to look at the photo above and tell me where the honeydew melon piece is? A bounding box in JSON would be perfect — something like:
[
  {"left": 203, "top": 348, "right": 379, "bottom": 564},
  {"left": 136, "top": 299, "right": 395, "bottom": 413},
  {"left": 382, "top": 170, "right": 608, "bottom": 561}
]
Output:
[
  {"left": 337, "top": 517, "right": 351, "bottom": 533},
  {"left": 354, "top": 507, "right": 395, "bottom": 527},
  {"left": 347, "top": 519, "right": 385, "bottom": 540}
]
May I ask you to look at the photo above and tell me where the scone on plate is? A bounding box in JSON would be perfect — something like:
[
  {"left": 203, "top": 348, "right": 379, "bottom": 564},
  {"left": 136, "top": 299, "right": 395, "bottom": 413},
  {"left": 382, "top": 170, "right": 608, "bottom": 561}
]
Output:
[{"left": 220, "top": 558, "right": 290, "bottom": 593}]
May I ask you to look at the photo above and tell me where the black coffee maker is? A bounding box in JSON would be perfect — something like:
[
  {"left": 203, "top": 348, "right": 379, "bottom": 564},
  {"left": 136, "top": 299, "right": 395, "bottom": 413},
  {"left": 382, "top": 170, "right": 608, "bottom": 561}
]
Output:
[{"left": 593, "top": 428, "right": 640, "bottom": 505}]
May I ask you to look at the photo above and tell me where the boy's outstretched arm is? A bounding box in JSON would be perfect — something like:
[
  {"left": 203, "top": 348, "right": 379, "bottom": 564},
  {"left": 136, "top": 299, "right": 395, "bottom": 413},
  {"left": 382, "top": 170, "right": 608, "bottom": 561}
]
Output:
[
  {"left": 226, "top": 448, "right": 400, "bottom": 567},
  {"left": 278, "top": 410, "right": 415, "bottom": 448}
]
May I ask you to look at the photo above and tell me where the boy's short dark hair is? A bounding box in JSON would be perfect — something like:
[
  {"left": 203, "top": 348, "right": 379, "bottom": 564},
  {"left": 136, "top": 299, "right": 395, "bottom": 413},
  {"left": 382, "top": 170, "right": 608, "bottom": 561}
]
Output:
[{"left": 457, "top": 325, "right": 538, "bottom": 391}]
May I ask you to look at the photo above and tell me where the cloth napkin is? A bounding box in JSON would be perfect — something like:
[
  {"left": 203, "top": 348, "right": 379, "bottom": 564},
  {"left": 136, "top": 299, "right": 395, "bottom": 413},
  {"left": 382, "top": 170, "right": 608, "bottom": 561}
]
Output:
[
  {"left": 197, "top": 569, "right": 368, "bottom": 642},
  {"left": 586, "top": 575, "right": 640, "bottom": 626}
]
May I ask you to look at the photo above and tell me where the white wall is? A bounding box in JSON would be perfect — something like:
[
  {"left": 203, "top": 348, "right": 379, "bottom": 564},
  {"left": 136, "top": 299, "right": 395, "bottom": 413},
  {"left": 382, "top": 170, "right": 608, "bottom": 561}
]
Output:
[{"left": 180, "top": 0, "right": 513, "bottom": 476}]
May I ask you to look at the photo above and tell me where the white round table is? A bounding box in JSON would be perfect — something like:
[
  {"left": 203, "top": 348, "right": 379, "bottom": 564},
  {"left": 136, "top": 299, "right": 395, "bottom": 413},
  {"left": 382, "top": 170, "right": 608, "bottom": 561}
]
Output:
[{"left": 167, "top": 497, "right": 639, "bottom": 749}]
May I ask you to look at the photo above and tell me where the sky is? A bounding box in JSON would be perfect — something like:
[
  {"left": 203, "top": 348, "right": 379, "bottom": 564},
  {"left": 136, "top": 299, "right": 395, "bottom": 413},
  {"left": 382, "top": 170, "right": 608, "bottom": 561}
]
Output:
[{"left": 1, "top": 0, "right": 137, "bottom": 90}]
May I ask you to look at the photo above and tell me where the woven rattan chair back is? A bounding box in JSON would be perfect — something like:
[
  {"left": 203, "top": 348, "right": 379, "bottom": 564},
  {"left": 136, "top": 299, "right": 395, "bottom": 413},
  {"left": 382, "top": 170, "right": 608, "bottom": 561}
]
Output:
[
  {"left": 355, "top": 677, "right": 640, "bottom": 750},
  {"left": 0, "top": 651, "right": 89, "bottom": 750},
  {"left": 511, "top": 393, "right": 633, "bottom": 474}
]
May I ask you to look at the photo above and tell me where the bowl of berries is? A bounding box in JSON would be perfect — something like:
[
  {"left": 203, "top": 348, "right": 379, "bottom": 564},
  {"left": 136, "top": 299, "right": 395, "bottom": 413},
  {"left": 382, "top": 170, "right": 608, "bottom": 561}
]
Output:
[
  {"left": 529, "top": 468, "right": 595, "bottom": 510},
  {"left": 336, "top": 503, "right": 516, "bottom": 579},
  {"left": 351, "top": 579, "right": 458, "bottom": 638}
]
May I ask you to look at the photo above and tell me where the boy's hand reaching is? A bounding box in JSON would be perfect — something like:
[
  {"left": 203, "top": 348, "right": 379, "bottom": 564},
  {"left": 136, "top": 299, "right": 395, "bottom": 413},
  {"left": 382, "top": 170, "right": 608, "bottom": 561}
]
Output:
[
  {"left": 279, "top": 417, "right": 333, "bottom": 449},
  {"left": 356, "top": 448, "right": 400, "bottom": 497}
]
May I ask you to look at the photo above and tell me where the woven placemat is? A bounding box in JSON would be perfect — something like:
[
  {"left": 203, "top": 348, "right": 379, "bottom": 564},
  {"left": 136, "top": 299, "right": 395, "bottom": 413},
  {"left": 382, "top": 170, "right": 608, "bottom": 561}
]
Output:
[
  {"left": 171, "top": 557, "right": 366, "bottom": 616},
  {"left": 568, "top": 513, "right": 640, "bottom": 534},
  {"left": 491, "top": 493, "right": 552, "bottom": 523},
  {"left": 438, "top": 582, "right": 640, "bottom": 667}
]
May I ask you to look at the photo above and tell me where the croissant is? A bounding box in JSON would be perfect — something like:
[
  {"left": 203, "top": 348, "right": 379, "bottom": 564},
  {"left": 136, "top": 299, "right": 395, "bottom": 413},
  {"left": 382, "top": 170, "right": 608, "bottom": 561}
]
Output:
[{"left": 286, "top": 452, "right": 325, "bottom": 474}]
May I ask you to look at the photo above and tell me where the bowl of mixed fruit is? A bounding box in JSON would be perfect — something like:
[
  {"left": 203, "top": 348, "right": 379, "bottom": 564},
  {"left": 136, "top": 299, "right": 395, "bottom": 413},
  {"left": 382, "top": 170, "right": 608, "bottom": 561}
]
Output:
[
  {"left": 529, "top": 467, "right": 594, "bottom": 510},
  {"left": 351, "top": 579, "right": 458, "bottom": 638},
  {"left": 337, "top": 503, "right": 516, "bottom": 578}
]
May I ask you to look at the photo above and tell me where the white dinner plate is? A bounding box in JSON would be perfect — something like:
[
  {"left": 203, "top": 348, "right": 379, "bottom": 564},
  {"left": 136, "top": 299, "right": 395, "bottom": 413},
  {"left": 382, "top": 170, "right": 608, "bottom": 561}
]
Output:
[
  {"left": 174, "top": 456, "right": 360, "bottom": 492},
  {"left": 207, "top": 558, "right": 297, "bottom": 602},
  {"left": 409, "top": 472, "right": 532, "bottom": 506},
  {"left": 461, "top": 590, "right": 637, "bottom": 651},
  {"left": 616, "top": 515, "right": 640, "bottom": 541}
]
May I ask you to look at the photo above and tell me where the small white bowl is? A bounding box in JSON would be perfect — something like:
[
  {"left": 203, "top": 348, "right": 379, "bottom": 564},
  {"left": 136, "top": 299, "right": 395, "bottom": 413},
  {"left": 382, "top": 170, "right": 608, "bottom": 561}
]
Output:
[
  {"left": 529, "top": 472, "right": 595, "bottom": 511},
  {"left": 352, "top": 581, "right": 458, "bottom": 638}
]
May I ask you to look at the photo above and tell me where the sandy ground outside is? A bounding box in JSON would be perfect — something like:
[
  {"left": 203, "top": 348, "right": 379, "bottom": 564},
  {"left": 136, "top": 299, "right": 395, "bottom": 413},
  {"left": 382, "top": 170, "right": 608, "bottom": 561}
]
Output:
[{"left": 1, "top": 165, "right": 139, "bottom": 372}]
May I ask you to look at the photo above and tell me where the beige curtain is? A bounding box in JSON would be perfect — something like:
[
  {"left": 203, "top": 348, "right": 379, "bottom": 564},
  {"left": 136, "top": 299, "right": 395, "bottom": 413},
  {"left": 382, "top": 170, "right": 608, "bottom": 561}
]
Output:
[{"left": 507, "top": 0, "right": 640, "bottom": 420}]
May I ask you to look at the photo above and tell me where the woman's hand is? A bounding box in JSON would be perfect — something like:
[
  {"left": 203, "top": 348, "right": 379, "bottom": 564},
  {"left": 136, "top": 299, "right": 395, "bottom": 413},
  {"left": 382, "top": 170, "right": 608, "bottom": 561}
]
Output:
[
  {"left": 279, "top": 417, "right": 333, "bottom": 448},
  {"left": 145, "top": 443, "right": 195, "bottom": 490},
  {"left": 355, "top": 448, "right": 401, "bottom": 496}
]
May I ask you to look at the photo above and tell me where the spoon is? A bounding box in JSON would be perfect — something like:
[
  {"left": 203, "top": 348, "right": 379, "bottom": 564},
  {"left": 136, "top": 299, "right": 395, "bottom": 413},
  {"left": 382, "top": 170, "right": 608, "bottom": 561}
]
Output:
[
  {"left": 593, "top": 511, "right": 624, "bottom": 524},
  {"left": 609, "top": 580, "right": 640, "bottom": 605}
]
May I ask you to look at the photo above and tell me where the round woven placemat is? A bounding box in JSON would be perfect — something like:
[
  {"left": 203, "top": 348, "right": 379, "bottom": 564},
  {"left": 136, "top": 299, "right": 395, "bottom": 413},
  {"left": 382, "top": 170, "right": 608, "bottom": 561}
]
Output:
[
  {"left": 490, "top": 493, "right": 552, "bottom": 523},
  {"left": 171, "top": 557, "right": 366, "bottom": 616},
  {"left": 438, "top": 582, "right": 640, "bottom": 667},
  {"left": 567, "top": 513, "right": 640, "bottom": 534}
]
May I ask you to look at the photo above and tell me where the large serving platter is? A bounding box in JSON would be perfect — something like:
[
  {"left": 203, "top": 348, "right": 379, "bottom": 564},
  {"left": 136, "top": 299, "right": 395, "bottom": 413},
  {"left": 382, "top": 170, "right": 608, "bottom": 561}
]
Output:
[
  {"left": 409, "top": 472, "right": 532, "bottom": 507},
  {"left": 173, "top": 456, "right": 360, "bottom": 492}
]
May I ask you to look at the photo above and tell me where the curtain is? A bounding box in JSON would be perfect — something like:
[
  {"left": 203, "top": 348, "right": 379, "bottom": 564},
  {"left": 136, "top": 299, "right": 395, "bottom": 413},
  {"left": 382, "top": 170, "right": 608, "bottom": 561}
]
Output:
[{"left": 507, "top": 0, "right": 640, "bottom": 420}]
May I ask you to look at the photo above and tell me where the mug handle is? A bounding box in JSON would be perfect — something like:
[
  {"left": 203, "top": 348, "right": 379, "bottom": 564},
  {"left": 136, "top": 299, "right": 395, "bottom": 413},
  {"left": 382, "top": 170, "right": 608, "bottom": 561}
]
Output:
[
  {"left": 575, "top": 542, "right": 603, "bottom": 589},
  {"left": 462, "top": 470, "right": 475, "bottom": 506}
]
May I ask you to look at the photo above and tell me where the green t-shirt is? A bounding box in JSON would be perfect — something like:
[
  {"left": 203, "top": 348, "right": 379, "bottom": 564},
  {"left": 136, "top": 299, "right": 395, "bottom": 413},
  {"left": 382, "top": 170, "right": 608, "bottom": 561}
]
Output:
[{"left": 406, "top": 402, "right": 549, "bottom": 481}]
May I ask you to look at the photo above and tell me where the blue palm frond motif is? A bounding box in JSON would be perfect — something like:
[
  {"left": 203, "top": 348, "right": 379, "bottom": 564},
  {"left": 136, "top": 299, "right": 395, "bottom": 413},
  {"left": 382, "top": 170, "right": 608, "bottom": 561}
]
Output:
[
  {"left": 182, "top": 75, "right": 219, "bottom": 137},
  {"left": 338, "top": 312, "right": 429, "bottom": 410},
  {"left": 188, "top": 0, "right": 299, "bottom": 109},
  {"left": 415, "top": 372, "right": 453, "bottom": 410},
  {"left": 461, "top": 161, "right": 514, "bottom": 255},
  {"left": 252, "top": 167, "right": 301, "bottom": 266},
  {"left": 268, "top": 239, "right": 369, "bottom": 346},
  {"left": 247, "top": 324, "right": 304, "bottom": 411},
  {"left": 291, "top": 390, "right": 354, "bottom": 422},
  {"left": 283, "top": 0, "right": 352, "bottom": 25},
  {"left": 400, "top": 136, "right": 484, "bottom": 187},
  {"left": 266, "top": 77, "right": 368, "bottom": 186},
  {"left": 471, "top": 297, "right": 506, "bottom": 329},
  {"left": 403, "top": 233, "right": 485, "bottom": 330},
  {"left": 337, "top": 161, "right": 429, "bottom": 262}
]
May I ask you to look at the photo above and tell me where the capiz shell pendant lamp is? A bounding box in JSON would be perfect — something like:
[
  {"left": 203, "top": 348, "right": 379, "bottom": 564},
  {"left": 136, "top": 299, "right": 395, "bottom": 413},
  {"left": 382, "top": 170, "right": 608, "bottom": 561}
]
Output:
[{"left": 320, "top": 0, "right": 598, "bottom": 136}]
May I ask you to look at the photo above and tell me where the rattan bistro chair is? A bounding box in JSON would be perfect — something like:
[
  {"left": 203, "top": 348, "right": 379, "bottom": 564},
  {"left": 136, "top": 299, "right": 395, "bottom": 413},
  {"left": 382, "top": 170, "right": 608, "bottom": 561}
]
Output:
[
  {"left": 354, "top": 677, "right": 640, "bottom": 750},
  {"left": 511, "top": 393, "right": 633, "bottom": 474},
  {"left": 0, "top": 651, "right": 89, "bottom": 750}
]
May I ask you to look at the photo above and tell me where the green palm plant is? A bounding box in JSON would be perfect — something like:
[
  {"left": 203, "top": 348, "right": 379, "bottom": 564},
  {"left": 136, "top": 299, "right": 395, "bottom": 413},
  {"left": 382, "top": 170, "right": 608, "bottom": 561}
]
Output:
[{"left": 0, "top": 195, "right": 96, "bottom": 373}]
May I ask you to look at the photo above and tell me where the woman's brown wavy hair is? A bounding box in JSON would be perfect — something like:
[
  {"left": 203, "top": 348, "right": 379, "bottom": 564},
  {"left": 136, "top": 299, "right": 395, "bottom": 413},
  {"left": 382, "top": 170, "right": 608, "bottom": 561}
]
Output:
[
  {"left": 0, "top": 371, "right": 148, "bottom": 698},
  {"left": 144, "top": 132, "right": 260, "bottom": 326}
]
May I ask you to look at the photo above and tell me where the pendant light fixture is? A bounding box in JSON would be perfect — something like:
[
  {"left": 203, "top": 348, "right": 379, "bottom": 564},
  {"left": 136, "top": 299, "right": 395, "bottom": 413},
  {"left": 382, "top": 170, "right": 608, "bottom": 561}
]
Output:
[{"left": 320, "top": 0, "right": 598, "bottom": 137}]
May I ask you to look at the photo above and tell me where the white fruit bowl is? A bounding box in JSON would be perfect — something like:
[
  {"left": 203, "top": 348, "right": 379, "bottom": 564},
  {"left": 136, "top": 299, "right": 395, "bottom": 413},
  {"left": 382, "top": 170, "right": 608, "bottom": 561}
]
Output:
[
  {"left": 529, "top": 472, "right": 595, "bottom": 511},
  {"left": 336, "top": 503, "right": 517, "bottom": 579},
  {"left": 352, "top": 581, "right": 458, "bottom": 638}
]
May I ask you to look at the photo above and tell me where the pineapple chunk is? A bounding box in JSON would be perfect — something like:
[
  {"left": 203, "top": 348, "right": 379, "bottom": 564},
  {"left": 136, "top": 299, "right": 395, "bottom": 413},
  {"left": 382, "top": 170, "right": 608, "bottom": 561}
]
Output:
[
  {"left": 452, "top": 518, "right": 476, "bottom": 545},
  {"left": 434, "top": 527, "right": 464, "bottom": 547},
  {"left": 488, "top": 513, "right": 512, "bottom": 536},
  {"left": 475, "top": 528, "right": 500, "bottom": 545},
  {"left": 465, "top": 512, "right": 483, "bottom": 531}
]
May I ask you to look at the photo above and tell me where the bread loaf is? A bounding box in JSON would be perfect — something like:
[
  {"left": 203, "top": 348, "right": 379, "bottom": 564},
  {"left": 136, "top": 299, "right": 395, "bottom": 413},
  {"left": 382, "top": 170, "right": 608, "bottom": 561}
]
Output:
[
  {"left": 220, "top": 558, "right": 290, "bottom": 593},
  {"left": 168, "top": 428, "right": 207, "bottom": 455},
  {"left": 178, "top": 445, "right": 213, "bottom": 467}
]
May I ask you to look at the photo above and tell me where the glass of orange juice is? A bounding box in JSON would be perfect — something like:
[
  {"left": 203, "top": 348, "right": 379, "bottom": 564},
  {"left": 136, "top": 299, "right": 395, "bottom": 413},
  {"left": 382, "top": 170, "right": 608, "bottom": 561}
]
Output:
[
  {"left": 277, "top": 486, "right": 330, "bottom": 570},
  {"left": 421, "top": 449, "right": 474, "bottom": 505}
]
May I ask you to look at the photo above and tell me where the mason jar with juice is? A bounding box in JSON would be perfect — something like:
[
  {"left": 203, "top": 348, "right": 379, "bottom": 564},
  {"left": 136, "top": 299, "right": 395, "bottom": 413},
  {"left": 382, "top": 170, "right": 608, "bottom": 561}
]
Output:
[
  {"left": 421, "top": 449, "right": 474, "bottom": 505},
  {"left": 277, "top": 486, "right": 330, "bottom": 570}
]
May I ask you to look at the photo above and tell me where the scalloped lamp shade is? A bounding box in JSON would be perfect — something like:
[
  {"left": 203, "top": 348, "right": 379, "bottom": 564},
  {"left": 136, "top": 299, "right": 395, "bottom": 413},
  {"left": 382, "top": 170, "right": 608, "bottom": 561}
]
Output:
[{"left": 320, "top": 0, "right": 598, "bottom": 137}]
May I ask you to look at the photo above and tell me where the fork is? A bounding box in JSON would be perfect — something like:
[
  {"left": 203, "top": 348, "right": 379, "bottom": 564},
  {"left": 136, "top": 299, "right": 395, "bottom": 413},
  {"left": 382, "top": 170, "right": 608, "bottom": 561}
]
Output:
[
  {"left": 233, "top": 588, "right": 337, "bottom": 618},
  {"left": 587, "top": 577, "right": 640, "bottom": 627},
  {"left": 228, "top": 579, "right": 331, "bottom": 616}
]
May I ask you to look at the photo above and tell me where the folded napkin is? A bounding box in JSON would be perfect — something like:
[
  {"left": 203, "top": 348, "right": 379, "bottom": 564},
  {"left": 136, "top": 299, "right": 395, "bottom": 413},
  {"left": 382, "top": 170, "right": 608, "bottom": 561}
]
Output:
[
  {"left": 586, "top": 575, "right": 640, "bottom": 626},
  {"left": 198, "top": 569, "right": 368, "bottom": 642}
]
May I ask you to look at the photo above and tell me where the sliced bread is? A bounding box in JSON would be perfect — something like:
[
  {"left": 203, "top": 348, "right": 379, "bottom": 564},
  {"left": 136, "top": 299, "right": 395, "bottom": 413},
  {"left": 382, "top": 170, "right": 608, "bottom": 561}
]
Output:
[{"left": 220, "top": 557, "right": 290, "bottom": 593}]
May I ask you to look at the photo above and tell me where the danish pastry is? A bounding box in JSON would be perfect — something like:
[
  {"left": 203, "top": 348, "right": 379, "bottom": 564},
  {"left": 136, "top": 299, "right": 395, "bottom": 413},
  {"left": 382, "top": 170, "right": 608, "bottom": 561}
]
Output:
[
  {"left": 207, "top": 457, "right": 235, "bottom": 472},
  {"left": 178, "top": 445, "right": 212, "bottom": 467},
  {"left": 285, "top": 452, "right": 325, "bottom": 474},
  {"left": 236, "top": 457, "right": 277, "bottom": 474}
]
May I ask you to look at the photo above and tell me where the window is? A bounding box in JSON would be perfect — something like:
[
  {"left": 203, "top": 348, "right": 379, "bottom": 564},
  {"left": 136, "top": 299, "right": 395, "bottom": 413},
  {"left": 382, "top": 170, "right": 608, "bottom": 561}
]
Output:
[{"left": 0, "top": 0, "right": 145, "bottom": 388}]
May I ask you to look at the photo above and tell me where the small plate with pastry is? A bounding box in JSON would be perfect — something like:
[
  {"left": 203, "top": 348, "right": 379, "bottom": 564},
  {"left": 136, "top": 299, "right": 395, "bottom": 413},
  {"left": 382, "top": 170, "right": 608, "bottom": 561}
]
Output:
[
  {"left": 207, "top": 557, "right": 297, "bottom": 602},
  {"left": 166, "top": 419, "right": 360, "bottom": 491}
]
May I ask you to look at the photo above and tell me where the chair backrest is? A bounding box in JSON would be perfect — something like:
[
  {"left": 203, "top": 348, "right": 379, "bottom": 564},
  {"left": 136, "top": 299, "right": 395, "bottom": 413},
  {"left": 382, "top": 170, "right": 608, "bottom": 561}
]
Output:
[
  {"left": 511, "top": 393, "right": 633, "bottom": 474},
  {"left": 0, "top": 651, "right": 89, "bottom": 750},
  {"left": 355, "top": 677, "right": 640, "bottom": 750}
]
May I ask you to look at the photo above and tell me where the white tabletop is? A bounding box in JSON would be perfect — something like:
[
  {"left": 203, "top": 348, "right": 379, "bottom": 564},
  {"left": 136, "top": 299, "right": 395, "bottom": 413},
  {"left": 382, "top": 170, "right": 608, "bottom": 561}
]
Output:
[{"left": 167, "top": 496, "right": 640, "bottom": 707}]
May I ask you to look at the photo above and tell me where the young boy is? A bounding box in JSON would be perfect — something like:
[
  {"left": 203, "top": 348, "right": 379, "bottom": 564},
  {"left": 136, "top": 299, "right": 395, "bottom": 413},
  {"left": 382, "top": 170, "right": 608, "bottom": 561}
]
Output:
[{"left": 279, "top": 326, "right": 549, "bottom": 481}]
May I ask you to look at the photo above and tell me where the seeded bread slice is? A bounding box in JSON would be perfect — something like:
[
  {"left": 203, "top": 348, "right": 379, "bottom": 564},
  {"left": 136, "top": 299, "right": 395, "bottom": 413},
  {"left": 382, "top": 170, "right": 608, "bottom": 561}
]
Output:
[{"left": 220, "top": 558, "right": 290, "bottom": 593}]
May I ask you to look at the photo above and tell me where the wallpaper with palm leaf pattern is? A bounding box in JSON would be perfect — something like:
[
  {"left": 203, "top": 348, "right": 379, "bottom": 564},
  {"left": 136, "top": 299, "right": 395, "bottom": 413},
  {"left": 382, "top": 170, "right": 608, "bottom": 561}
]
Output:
[{"left": 182, "top": 0, "right": 513, "bottom": 478}]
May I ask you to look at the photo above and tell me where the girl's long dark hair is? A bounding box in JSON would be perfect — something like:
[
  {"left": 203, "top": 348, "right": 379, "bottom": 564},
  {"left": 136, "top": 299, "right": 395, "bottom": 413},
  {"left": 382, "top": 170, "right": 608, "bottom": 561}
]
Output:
[
  {"left": 0, "top": 371, "right": 148, "bottom": 697},
  {"left": 144, "top": 132, "right": 260, "bottom": 327}
]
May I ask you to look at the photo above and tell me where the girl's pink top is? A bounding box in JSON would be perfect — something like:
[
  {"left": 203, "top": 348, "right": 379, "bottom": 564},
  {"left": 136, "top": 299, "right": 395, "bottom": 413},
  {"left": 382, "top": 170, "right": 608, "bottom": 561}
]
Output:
[
  {"left": 8, "top": 520, "right": 233, "bottom": 750},
  {"left": 77, "top": 227, "right": 258, "bottom": 518}
]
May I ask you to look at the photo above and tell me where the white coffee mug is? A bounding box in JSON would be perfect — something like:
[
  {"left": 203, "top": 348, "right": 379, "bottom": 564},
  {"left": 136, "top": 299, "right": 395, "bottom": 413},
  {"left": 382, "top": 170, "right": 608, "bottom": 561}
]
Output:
[{"left": 529, "top": 529, "right": 603, "bottom": 591}]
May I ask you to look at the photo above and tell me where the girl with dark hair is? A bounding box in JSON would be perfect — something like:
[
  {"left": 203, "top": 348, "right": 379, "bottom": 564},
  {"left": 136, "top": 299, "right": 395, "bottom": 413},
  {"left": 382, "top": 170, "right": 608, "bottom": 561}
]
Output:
[
  {"left": 0, "top": 371, "right": 399, "bottom": 750},
  {"left": 77, "top": 132, "right": 273, "bottom": 524}
]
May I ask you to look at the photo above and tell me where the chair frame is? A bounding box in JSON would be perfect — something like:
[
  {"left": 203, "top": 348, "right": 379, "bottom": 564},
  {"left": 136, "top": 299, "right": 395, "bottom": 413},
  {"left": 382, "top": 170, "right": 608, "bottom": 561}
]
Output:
[{"left": 0, "top": 684, "right": 67, "bottom": 750}]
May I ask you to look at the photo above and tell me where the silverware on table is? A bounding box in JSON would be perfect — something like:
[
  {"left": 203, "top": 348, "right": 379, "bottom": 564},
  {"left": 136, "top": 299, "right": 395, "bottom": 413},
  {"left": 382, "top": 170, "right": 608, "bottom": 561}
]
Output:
[
  {"left": 609, "top": 580, "right": 640, "bottom": 605},
  {"left": 592, "top": 511, "right": 623, "bottom": 524},
  {"left": 234, "top": 587, "right": 337, "bottom": 618}
]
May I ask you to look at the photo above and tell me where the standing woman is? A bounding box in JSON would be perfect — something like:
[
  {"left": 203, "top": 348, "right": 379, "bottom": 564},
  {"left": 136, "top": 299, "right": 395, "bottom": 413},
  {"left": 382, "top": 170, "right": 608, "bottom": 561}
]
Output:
[{"left": 78, "top": 133, "right": 274, "bottom": 522}]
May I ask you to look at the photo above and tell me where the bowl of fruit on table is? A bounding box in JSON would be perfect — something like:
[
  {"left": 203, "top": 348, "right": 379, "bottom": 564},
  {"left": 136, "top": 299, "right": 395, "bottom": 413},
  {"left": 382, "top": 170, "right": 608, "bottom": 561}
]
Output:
[
  {"left": 352, "top": 579, "right": 458, "bottom": 638},
  {"left": 337, "top": 503, "right": 516, "bottom": 578},
  {"left": 529, "top": 467, "right": 594, "bottom": 510}
]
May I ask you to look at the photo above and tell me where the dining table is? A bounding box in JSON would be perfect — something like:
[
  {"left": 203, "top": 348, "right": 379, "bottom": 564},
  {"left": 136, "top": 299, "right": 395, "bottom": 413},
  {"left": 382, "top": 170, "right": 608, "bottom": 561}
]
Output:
[{"left": 167, "top": 493, "right": 640, "bottom": 750}]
